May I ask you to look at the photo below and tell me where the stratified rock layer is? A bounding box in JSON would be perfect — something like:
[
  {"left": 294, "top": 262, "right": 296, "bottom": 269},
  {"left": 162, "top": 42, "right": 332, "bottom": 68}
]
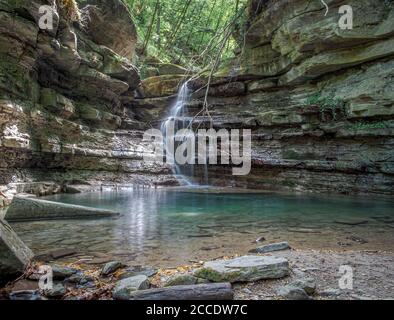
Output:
[
  {"left": 135, "top": 0, "right": 394, "bottom": 195},
  {"left": 0, "top": 0, "right": 175, "bottom": 206}
]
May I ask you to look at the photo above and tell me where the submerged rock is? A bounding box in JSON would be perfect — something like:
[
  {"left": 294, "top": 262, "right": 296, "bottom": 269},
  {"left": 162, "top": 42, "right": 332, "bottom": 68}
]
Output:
[
  {"left": 112, "top": 275, "right": 150, "bottom": 300},
  {"left": 249, "top": 242, "right": 291, "bottom": 254},
  {"left": 9, "top": 290, "right": 45, "bottom": 301},
  {"left": 0, "top": 218, "right": 34, "bottom": 285},
  {"left": 5, "top": 196, "right": 120, "bottom": 221},
  {"left": 194, "top": 255, "right": 289, "bottom": 283}
]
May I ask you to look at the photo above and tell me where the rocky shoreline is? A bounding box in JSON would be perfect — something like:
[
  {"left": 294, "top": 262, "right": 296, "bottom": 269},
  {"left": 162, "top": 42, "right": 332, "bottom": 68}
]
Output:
[{"left": 1, "top": 244, "right": 393, "bottom": 300}]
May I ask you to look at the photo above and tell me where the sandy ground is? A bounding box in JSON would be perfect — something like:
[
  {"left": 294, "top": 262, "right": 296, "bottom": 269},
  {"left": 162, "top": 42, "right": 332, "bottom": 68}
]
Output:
[{"left": 234, "top": 249, "right": 394, "bottom": 300}]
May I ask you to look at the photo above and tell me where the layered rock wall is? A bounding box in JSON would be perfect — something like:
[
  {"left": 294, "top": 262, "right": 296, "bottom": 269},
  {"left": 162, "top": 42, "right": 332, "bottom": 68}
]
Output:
[
  {"left": 135, "top": 0, "right": 394, "bottom": 195},
  {"left": 0, "top": 0, "right": 175, "bottom": 205}
]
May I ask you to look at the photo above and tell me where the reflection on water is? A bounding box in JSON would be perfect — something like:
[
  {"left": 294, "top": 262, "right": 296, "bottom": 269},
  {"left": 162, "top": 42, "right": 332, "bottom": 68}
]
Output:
[{"left": 10, "top": 188, "right": 394, "bottom": 267}]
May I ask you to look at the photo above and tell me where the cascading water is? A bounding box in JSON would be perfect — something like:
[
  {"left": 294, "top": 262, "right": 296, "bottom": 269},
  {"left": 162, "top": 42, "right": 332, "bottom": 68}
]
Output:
[{"left": 161, "top": 80, "right": 196, "bottom": 186}]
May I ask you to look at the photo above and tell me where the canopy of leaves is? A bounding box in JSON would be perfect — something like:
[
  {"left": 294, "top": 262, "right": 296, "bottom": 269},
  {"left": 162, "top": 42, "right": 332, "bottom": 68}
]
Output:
[{"left": 123, "top": 0, "right": 248, "bottom": 70}]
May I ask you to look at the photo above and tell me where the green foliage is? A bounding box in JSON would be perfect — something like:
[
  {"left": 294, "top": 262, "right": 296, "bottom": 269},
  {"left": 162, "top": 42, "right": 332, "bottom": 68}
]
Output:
[
  {"left": 123, "top": 0, "right": 248, "bottom": 69},
  {"left": 347, "top": 121, "right": 388, "bottom": 130},
  {"left": 305, "top": 92, "right": 346, "bottom": 121}
]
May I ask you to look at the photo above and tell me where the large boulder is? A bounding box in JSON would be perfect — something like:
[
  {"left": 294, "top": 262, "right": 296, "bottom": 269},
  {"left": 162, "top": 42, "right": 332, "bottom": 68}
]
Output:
[
  {"left": 5, "top": 196, "right": 120, "bottom": 221},
  {"left": 80, "top": 0, "right": 138, "bottom": 60},
  {"left": 194, "top": 255, "right": 290, "bottom": 283},
  {"left": 0, "top": 218, "right": 34, "bottom": 285}
]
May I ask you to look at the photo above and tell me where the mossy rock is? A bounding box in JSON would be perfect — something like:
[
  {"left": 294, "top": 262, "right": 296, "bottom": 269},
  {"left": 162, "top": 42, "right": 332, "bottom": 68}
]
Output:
[
  {"left": 194, "top": 256, "right": 290, "bottom": 283},
  {"left": 141, "top": 75, "right": 187, "bottom": 98},
  {"left": 164, "top": 275, "right": 203, "bottom": 287}
]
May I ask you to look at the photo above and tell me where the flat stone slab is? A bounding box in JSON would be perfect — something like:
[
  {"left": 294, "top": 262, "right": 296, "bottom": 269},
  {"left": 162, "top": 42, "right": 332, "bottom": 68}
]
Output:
[
  {"left": 249, "top": 241, "right": 291, "bottom": 254},
  {"left": 194, "top": 255, "right": 290, "bottom": 283},
  {"left": 0, "top": 218, "right": 34, "bottom": 284},
  {"left": 5, "top": 196, "right": 120, "bottom": 222}
]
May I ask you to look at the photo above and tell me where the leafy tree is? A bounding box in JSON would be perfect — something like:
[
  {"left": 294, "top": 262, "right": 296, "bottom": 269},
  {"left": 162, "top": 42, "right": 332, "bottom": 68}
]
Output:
[{"left": 123, "top": 0, "right": 248, "bottom": 69}]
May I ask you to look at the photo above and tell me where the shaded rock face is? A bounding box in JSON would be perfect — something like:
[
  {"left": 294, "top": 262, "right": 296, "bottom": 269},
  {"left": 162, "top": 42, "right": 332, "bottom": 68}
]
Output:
[
  {"left": 0, "top": 219, "right": 34, "bottom": 285},
  {"left": 0, "top": 0, "right": 175, "bottom": 205},
  {"left": 136, "top": 0, "right": 394, "bottom": 196},
  {"left": 80, "top": 0, "right": 138, "bottom": 61}
]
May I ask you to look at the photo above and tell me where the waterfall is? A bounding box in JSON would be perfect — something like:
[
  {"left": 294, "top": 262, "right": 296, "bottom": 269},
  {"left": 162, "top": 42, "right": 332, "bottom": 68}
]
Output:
[{"left": 161, "top": 80, "right": 195, "bottom": 186}]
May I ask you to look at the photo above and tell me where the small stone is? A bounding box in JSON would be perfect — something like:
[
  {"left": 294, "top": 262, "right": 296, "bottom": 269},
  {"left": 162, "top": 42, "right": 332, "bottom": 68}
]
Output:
[
  {"left": 65, "top": 272, "right": 94, "bottom": 285},
  {"left": 290, "top": 277, "right": 316, "bottom": 295},
  {"left": 43, "top": 283, "right": 67, "bottom": 298},
  {"left": 320, "top": 288, "right": 341, "bottom": 297},
  {"left": 346, "top": 236, "right": 368, "bottom": 244},
  {"left": 51, "top": 265, "right": 78, "bottom": 280},
  {"left": 242, "top": 288, "right": 253, "bottom": 294},
  {"left": 101, "top": 261, "right": 124, "bottom": 276},
  {"left": 255, "top": 236, "right": 266, "bottom": 243},
  {"left": 277, "top": 285, "right": 311, "bottom": 300},
  {"left": 164, "top": 275, "right": 199, "bottom": 287},
  {"left": 337, "top": 242, "right": 352, "bottom": 247},
  {"left": 112, "top": 275, "right": 150, "bottom": 300},
  {"left": 249, "top": 242, "right": 291, "bottom": 254}
]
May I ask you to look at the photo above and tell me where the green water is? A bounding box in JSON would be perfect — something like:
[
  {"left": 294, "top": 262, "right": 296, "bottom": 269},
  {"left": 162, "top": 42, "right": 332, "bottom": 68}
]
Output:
[{"left": 10, "top": 188, "right": 394, "bottom": 267}]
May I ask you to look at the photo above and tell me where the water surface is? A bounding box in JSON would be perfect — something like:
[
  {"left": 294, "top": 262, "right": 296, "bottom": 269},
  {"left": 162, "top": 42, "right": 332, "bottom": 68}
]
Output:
[{"left": 10, "top": 188, "right": 394, "bottom": 267}]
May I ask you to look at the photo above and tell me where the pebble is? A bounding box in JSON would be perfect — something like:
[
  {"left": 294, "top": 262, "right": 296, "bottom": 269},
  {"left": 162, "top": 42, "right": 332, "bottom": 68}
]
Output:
[{"left": 277, "top": 285, "right": 311, "bottom": 300}]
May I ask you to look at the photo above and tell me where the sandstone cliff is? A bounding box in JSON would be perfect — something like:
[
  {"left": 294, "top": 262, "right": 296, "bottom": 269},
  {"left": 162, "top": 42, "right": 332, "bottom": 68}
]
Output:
[
  {"left": 1, "top": 0, "right": 393, "bottom": 203},
  {"left": 0, "top": 0, "right": 175, "bottom": 206},
  {"left": 136, "top": 0, "right": 394, "bottom": 195}
]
